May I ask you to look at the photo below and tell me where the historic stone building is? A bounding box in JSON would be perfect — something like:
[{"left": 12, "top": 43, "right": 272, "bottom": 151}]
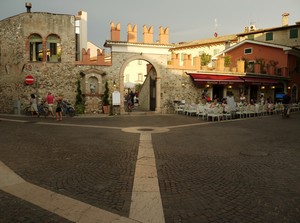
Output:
[{"left": 0, "top": 4, "right": 82, "bottom": 113}]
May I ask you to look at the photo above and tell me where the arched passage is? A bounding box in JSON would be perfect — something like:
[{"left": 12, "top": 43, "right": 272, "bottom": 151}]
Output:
[{"left": 118, "top": 55, "right": 161, "bottom": 114}]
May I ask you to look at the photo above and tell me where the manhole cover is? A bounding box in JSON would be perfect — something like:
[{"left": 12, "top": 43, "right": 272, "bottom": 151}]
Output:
[
  {"left": 137, "top": 128, "right": 154, "bottom": 131},
  {"left": 122, "top": 127, "right": 169, "bottom": 134},
  {"left": 240, "top": 151, "right": 269, "bottom": 157}
]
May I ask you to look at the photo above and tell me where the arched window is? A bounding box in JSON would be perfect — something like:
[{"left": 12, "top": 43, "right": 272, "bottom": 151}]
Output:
[
  {"left": 29, "top": 34, "right": 43, "bottom": 62},
  {"left": 46, "top": 34, "right": 61, "bottom": 62}
]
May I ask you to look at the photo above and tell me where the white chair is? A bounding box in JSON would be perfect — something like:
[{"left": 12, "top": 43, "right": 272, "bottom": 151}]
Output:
[
  {"left": 185, "top": 103, "right": 197, "bottom": 116},
  {"left": 236, "top": 106, "right": 245, "bottom": 118},
  {"left": 291, "top": 103, "right": 299, "bottom": 112},
  {"left": 274, "top": 103, "right": 283, "bottom": 114},
  {"left": 244, "top": 104, "right": 255, "bottom": 117},
  {"left": 261, "top": 103, "right": 268, "bottom": 115},
  {"left": 175, "top": 103, "right": 184, "bottom": 114},
  {"left": 255, "top": 104, "right": 262, "bottom": 116},
  {"left": 207, "top": 107, "right": 223, "bottom": 121},
  {"left": 196, "top": 104, "right": 206, "bottom": 120}
]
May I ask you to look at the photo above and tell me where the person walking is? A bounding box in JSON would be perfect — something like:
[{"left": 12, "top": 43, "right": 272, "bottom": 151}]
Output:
[
  {"left": 282, "top": 92, "right": 291, "bottom": 117},
  {"left": 55, "top": 95, "right": 63, "bottom": 121},
  {"left": 30, "top": 94, "right": 39, "bottom": 117},
  {"left": 45, "top": 92, "right": 55, "bottom": 117}
]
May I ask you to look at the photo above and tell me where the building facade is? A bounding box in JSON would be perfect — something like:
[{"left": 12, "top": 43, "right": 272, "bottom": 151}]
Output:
[{"left": 0, "top": 5, "right": 299, "bottom": 115}]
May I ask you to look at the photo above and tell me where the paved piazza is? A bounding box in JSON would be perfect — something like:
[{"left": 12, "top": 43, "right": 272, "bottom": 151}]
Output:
[{"left": 0, "top": 112, "right": 300, "bottom": 223}]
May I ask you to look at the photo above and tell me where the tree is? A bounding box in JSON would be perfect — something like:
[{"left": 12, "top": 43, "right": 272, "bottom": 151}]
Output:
[
  {"left": 224, "top": 55, "right": 232, "bottom": 67},
  {"left": 201, "top": 53, "right": 211, "bottom": 66},
  {"left": 75, "top": 80, "right": 85, "bottom": 114},
  {"left": 102, "top": 81, "right": 110, "bottom": 106}
]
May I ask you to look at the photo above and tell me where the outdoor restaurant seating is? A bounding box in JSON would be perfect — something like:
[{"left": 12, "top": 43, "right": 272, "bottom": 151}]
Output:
[{"left": 174, "top": 100, "right": 299, "bottom": 121}]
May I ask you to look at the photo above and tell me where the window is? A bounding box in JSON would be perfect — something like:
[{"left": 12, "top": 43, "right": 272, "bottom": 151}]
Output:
[
  {"left": 244, "top": 48, "right": 252, "bottom": 54},
  {"left": 125, "top": 74, "right": 130, "bottom": 82},
  {"left": 266, "top": 32, "right": 273, "bottom": 41},
  {"left": 46, "top": 35, "right": 61, "bottom": 62},
  {"left": 137, "top": 60, "right": 142, "bottom": 65},
  {"left": 247, "top": 34, "right": 254, "bottom": 40},
  {"left": 290, "top": 28, "right": 298, "bottom": 39},
  {"left": 138, "top": 73, "right": 143, "bottom": 82},
  {"left": 246, "top": 61, "right": 255, "bottom": 72},
  {"left": 29, "top": 34, "right": 43, "bottom": 61},
  {"left": 180, "top": 53, "right": 184, "bottom": 62},
  {"left": 213, "top": 49, "right": 220, "bottom": 56}
]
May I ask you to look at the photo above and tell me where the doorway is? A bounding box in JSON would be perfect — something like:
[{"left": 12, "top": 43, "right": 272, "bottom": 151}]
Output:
[
  {"left": 150, "top": 71, "right": 156, "bottom": 111},
  {"left": 250, "top": 85, "right": 258, "bottom": 102},
  {"left": 212, "top": 85, "right": 223, "bottom": 100}
]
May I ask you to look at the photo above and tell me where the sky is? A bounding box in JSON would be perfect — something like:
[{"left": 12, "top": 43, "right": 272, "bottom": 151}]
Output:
[{"left": 1, "top": 0, "right": 300, "bottom": 48}]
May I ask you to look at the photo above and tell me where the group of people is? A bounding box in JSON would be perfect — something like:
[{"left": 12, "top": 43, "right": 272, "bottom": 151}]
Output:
[
  {"left": 201, "top": 91, "right": 292, "bottom": 115},
  {"left": 125, "top": 91, "right": 138, "bottom": 112},
  {"left": 29, "top": 92, "right": 63, "bottom": 121}
]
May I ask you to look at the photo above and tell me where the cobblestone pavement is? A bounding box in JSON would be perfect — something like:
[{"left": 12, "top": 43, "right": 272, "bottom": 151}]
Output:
[{"left": 0, "top": 112, "right": 300, "bottom": 223}]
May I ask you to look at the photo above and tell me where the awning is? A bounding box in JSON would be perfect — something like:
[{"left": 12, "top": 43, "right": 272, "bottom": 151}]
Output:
[
  {"left": 188, "top": 73, "right": 281, "bottom": 85},
  {"left": 189, "top": 73, "right": 244, "bottom": 85},
  {"left": 241, "top": 77, "right": 279, "bottom": 85}
]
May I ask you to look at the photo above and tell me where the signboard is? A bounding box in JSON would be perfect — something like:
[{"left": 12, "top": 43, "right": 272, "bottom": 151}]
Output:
[
  {"left": 25, "top": 75, "right": 34, "bottom": 85},
  {"left": 112, "top": 91, "right": 120, "bottom": 105}
]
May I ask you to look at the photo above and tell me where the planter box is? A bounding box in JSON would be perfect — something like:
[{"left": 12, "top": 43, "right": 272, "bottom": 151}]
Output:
[{"left": 103, "top": 105, "right": 110, "bottom": 114}]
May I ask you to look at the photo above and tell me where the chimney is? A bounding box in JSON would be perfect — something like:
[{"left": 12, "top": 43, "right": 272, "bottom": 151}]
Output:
[
  {"left": 25, "top": 2, "right": 32, "bottom": 13},
  {"left": 282, "top": 12, "right": 289, "bottom": 26}
]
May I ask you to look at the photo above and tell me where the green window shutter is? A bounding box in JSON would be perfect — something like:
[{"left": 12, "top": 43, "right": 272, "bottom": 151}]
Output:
[
  {"left": 266, "top": 32, "right": 273, "bottom": 41},
  {"left": 247, "top": 34, "right": 254, "bottom": 40},
  {"left": 290, "top": 28, "right": 298, "bottom": 39}
]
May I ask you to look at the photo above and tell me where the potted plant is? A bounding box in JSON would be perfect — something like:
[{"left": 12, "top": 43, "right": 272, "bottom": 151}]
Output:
[
  {"left": 224, "top": 55, "right": 231, "bottom": 71},
  {"left": 201, "top": 53, "right": 211, "bottom": 70},
  {"left": 268, "top": 60, "right": 278, "bottom": 75},
  {"left": 102, "top": 81, "right": 110, "bottom": 114}
]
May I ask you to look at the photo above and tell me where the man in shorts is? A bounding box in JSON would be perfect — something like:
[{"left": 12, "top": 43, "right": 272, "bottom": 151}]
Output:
[{"left": 46, "top": 92, "right": 55, "bottom": 117}]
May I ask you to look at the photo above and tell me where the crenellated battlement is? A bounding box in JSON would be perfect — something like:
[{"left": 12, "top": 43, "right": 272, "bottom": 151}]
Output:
[
  {"left": 143, "top": 25, "right": 153, "bottom": 43},
  {"left": 167, "top": 53, "right": 246, "bottom": 73},
  {"left": 110, "top": 22, "right": 121, "bottom": 41},
  {"left": 110, "top": 21, "right": 169, "bottom": 44},
  {"left": 127, "top": 24, "right": 138, "bottom": 43},
  {"left": 75, "top": 48, "right": 112, "bottom": 66},
  {"left": 168, "top": 53, "right": 201, "bottom": 70}
]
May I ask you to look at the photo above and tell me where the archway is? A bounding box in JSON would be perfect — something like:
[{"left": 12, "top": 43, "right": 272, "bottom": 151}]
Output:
[{"left": 118, "top": 55, "right": 161, "bottom": 114}]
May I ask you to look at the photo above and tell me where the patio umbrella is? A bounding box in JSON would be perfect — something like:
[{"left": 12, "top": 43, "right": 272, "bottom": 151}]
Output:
[{"left": 124, "top": 82, "right": 135, "bottom": 91}]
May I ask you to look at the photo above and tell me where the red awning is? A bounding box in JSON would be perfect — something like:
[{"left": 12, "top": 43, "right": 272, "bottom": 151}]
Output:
[
  {"left": 188, "top": 73, "right": 280, "bottom": 85},
  {"left": 189, "top": 73, "right": 244, "bottom": 84},
  {"left": 241, "top": 77, "right": 279, "bottom": 85}
]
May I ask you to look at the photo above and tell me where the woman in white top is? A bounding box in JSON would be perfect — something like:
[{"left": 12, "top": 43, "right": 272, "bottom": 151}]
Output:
[{"left": 30, "top": 94, "right": 39, "bottom": 116}]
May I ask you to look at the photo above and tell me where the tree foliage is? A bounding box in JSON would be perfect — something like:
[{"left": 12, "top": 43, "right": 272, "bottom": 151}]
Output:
[
  {"left": 102, "top": 81, "right": 110, "bottom": 106},
  {"left": 201, "top": 53, "right": 212, "bottom": 66},
  {"left": 75, "top": 80, "right": 85, "bottom": 114}
]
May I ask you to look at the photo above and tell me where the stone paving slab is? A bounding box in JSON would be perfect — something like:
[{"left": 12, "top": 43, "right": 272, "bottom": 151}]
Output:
[{"left": 0, "top": 113, "right": 300, "bottom": 223}]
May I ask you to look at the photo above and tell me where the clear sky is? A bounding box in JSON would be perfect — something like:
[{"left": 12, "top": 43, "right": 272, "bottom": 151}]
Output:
[{"left": 1, "top": 0, "right": 300, "bottom": 48}]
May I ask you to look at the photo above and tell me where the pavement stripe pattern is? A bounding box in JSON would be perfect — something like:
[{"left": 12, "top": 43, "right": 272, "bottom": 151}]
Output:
[{"left": 0, "top": 118, "right": 168, "bottom": 222}]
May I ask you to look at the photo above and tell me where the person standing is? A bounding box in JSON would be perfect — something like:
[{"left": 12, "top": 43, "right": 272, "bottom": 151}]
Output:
[
  {"left": 282, "top": 92, "right": 291, "bottom": 117},
  {"left": 30, "top": 94, "right": 39, "bottom": 117},
  {"left": 46, "top": 92, "right": 55, "bottom": 117},
  {"left": 55, "top": 95, "right": 63, "bottom": 121},
  {"left": 130, "top": 91, "right": 135, "bottom": 107},
  {"left": 260, "top": 94, "right": 265, "bottom": 105}
]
